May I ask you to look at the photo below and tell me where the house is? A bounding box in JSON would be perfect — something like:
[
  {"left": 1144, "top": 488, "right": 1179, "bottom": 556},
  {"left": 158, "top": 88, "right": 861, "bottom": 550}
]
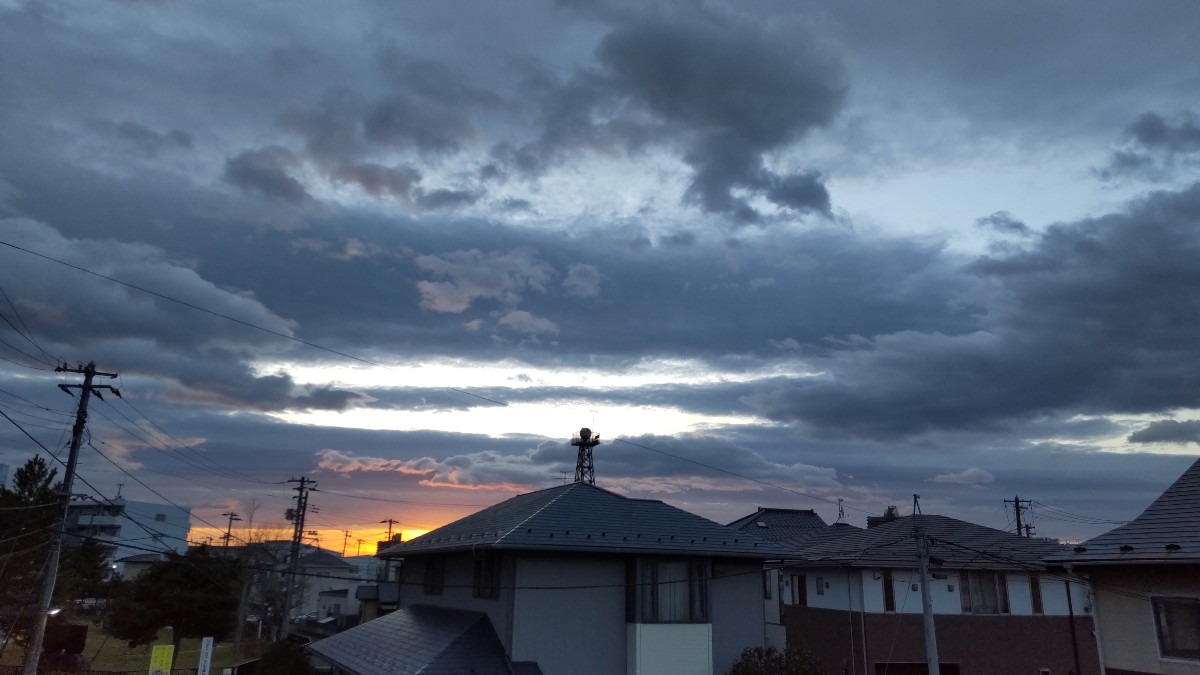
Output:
[
  {"left": 1055, "top": 456, "right": 1200, "bottom": 675},
  {"left": 293, "top": 549, "right": 357, "bottom": 620},
  {"left": 309, "top": 481, "right": 791, "bottom": 675},
  {"left": 777, "top": 513, "right": 1099, "bottom": 675},
  {"left": 354, "top": 581, "right": 399, "bottom": 622},
  {"left": 727, "top": 506, "right": 861, "bottom": 649},
  {"left": 65, "top": 497, "right": 190, "bottom": 577},
  {"left": 113, "top": 552, "right": 166, "bottom": 578}
]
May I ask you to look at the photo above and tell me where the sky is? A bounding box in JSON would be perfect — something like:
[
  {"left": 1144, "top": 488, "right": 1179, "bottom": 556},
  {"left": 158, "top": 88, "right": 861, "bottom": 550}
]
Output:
[{"left": 2, "top": 0, "right": 1200, "bottom": 551}]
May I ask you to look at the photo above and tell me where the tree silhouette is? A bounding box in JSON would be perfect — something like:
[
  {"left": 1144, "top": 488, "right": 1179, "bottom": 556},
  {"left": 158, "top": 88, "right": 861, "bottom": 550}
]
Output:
[{"left": 104, "top": 546, "right": 240, "bottom": 649}]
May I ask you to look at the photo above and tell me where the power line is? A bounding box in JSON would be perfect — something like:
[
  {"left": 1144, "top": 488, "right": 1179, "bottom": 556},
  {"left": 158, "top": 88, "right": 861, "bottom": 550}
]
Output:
[
  {"left": 0, "top": 280, "right": 58, "bottom": 365},
  {"left": 0, "top": 239, "right": 506, "bottom": 407},
  {"left": 113, "top": 393, "right": 274, "bottom": 485},
  {"left": 613, "top": 437, "right": 881, "bottom": 517}
]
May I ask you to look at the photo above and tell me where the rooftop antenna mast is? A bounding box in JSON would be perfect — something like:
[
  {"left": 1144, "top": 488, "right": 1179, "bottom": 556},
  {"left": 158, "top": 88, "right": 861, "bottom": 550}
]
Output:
[{"left": 572, "top": 427, "right": 600, "bottom": 485}]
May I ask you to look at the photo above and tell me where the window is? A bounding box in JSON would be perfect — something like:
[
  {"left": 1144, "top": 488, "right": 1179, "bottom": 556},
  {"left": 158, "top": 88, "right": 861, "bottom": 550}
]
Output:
[
  {"left": 763, "top": 571, "right": 773, "bottom": 600},
  {"left": 1154, "top": 597, "right": 1200, "bottom": 660},
  {"left": 883, "top": 570, "right": 896, "bottom": 612},
  {"left": 790, "top": 574, "right": 807, "bottom": 606},
  {"left": 1029, "top": 573, "right": 1044, "bottom": 615},
  {"left": 628, "top": 559, "right": 708, "bottom": 623},
  {"left": 422, "top": 556, "right": 445, "bottom": 595},
  {"left": 959, "top": 571, "right": 1009, "bottom": 614},
  {"left": 473, "top": 555, "right": 501, "bottom": 600},
  {"left": 815, "top": 577, "right": 825, "bottom": 596}
]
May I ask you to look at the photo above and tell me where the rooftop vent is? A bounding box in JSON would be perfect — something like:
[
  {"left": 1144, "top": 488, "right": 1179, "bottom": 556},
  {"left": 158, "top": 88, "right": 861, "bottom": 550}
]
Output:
[
  {"left": 1119, "top": 545, "right": 1134, "bottom": 552},
  {"left": 1166, "top": 543, "right": 1182, "bottom": 552}
]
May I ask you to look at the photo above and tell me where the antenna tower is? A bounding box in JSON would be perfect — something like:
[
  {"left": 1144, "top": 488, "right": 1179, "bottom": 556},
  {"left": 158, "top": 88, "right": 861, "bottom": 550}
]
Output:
[{"left": 572, "top": 427, "right": 600, "bottom": 485}]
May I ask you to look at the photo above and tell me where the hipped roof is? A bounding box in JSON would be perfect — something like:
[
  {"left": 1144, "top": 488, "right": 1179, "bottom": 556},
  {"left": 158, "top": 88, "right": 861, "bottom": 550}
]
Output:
[
  {"left": 381, "top": 481, "right": 790, "bottom": 559},
  {"left": 308, "top": 605, "right": 511, "bottom": 675},
  {"left": 1055, "top": 456, "right": 1200, "bottom": 565},
  {"left": 790, "top": 514, "right": 1068, "bottom": 569}
]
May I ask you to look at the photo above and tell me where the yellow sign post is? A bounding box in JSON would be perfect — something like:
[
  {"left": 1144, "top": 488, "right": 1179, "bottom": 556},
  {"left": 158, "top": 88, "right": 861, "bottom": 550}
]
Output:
[{"left": 149, "top": 644, "right": 175, "bottom": 675}]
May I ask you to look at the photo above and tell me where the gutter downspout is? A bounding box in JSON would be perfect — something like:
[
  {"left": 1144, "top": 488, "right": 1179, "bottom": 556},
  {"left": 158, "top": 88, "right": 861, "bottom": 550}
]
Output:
[{"left": 1065, "top": 577, "right": 1084, "bottom": 675}]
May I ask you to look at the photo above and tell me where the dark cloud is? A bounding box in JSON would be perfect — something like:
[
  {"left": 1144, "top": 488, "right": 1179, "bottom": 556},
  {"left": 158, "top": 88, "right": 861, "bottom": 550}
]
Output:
[
  {"left": 595, "top": 8, "right": 843, "bottom": 220},
  {"left": 499, "top": 4, "right": 845, "bottom": 222},
  {"left": 414, "top": 188, "right": 482, "bottom": 211},
  {"left": 363, "top": 96, "right": 477, "bottom": 155},
  {"left": 331, "top": 163, "right": 421, "bottom": 201},
  {"left": 223, "top": 146, "right": 310, "bottom": 203},
  {"left": 1098, "top": 111, "right": 1200, "bottom": 182},
  {"left": 90, "top": 120, "right": 193, "bottom": 156},
  {"left": 974, "top": 210, "right": 1030, "bottom": 236},
  {"left": 752, "top": 182, "right": 1200, "bottom": 439},
  {"left": 1128, "top": 420, "right": 1200, "bottom": 445}
]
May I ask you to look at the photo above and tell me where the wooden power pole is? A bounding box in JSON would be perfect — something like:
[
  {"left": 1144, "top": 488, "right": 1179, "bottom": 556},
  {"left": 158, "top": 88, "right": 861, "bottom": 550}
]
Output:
[{"left": 24, "top": 362, "right": 118, "bottom": 675}]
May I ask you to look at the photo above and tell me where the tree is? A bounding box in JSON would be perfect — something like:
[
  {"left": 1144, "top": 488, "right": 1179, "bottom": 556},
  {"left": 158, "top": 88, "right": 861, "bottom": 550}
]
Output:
[
  {"left": 727, "top": 646, "right": 827, "bottom": 675},
  {"left": 55, "top": 536, "right": 111, "bottom": 616},
  {"left": 0, "top": 455, "right": 62, "bottom": 650},
  {"left": 104, "top": 546, "right": 240, "bottom": 649}
]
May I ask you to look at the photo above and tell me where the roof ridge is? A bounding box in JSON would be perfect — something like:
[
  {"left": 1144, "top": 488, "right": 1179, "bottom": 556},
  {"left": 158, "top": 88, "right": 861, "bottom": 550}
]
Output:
[{"left": 493, "top": 482, "right": 586, "bottom": 546}]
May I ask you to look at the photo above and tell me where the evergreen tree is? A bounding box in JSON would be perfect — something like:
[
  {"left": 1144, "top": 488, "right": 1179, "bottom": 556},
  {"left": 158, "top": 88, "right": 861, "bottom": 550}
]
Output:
[
  {"left": 0, "top": 455, "right": 62, "bottom": 648},
  {"left": 104, "top": 546, "right": 241, "bottom": 649}
]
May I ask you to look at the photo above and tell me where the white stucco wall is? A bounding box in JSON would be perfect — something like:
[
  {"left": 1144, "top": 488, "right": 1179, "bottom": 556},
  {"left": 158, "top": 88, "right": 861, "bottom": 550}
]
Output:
[
  {"left": 797, "top": 567, "right": 1090, "bottom": 617},
  {"left": 510, "top": 554, "right": 628, "bottom": 675},
  {"left": 628, "top": 623, "right": 713, "bottom": 675}
]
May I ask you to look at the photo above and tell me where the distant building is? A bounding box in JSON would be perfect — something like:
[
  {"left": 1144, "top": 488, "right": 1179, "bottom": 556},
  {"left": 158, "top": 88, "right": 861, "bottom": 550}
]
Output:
[{"left": 65, "top": 497, "right": 190, "bottom": 576}]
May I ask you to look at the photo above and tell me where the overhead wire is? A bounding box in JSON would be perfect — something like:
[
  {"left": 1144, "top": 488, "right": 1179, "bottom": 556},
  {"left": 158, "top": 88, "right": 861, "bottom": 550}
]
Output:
[
  {"left": 613, "top": 437, "right": 883, "bottom": 517},
  {"left": 0, "top": 239, "right": 506, "bottom": 407},
  {"left": 0, "top": 279, "right": 59, "bottom": 364},
  {"left": 112, "top": 391, "right": 275, "bottom": 485}
]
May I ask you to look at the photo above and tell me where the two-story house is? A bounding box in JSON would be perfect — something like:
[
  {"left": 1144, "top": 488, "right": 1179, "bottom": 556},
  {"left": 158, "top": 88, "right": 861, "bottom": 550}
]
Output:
[
  {"left": 1055, "top": 456, "right": 1200, "bottom": 675},
  {"left": 778, "top": 513, "right": 1099, "bottom": 675},
  {"left": 309, "top": 481, "right": 790, "bottom": 675}
]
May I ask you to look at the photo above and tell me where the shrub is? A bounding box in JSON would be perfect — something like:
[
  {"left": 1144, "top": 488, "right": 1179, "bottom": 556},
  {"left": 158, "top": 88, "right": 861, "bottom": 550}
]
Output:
[{"left": 727, "top": 646, "right": 827, "bottom": 675}]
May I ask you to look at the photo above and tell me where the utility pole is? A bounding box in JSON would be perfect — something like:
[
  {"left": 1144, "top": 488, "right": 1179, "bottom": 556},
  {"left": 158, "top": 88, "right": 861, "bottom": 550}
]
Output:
[
  {"left": 278, "top": 476, "right": 314, "bottom": 640},
  {"left": 380, "top": 518, "right": 398, "bottom": 541},
  {"left": 1004, "top": 495, "right": 1033, "bottom": 537},
  {"left": 913, "top": 494, "right": 940, "bottom": 675},
  {"left": 221, "top": 511, "right": 241, "bottom": 549},
  {"left": 24, "top": 362, "right": 118, "bottom": 675},
  {"left": 571, "top": 427, "right": 600, "bottom": 485},
  {"left": 379, "top": 518, "right": 399, "bottom": 581},
  {"left": 341, "top": 530, "right": 350, "bottom": 557}
]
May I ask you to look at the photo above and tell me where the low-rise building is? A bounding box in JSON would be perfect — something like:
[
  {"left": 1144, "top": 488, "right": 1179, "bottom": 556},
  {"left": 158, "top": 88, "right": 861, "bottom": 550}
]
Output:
[
  {"left": 65, "top": 497, "right": 190, "bottom": 576},
  {"left": 310, "top": 481, "right": 790, "bottom": 675},
  {"left": 1056, "top": 455, "right": 1200, "bottom": 675},
  {"left": 779, "top": 513, "right": 1098, "bottom": 675}
]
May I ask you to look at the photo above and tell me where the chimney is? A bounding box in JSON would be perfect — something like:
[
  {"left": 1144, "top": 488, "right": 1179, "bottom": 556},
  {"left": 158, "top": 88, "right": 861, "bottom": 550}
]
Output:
[{"left": 867, "top": 505, "right": 901, "bottom": 528}]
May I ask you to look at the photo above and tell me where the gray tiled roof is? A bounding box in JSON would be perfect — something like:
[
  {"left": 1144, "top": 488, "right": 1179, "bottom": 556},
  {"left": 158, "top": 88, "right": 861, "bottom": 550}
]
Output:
[
  {"left": 778, "top": 522, "right": 862, "bottom": 552},
  {"left": 727, "top": 508, "right": 829, "bottom": 543},
  {"left": 381, "top": 481, "right": 790, "bottom": 559},
  {"left": 1056, "top": 456, "right": 1200, "bottom": 564},
  {"left": 299, "top": 549, "right": 354, "bottom": 569},
  {"left": 307, "top": 604, "right": 512, "bottom": 675},
  {"left": 789, "top": 514, "right": 1068, "bottom": 569}
]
